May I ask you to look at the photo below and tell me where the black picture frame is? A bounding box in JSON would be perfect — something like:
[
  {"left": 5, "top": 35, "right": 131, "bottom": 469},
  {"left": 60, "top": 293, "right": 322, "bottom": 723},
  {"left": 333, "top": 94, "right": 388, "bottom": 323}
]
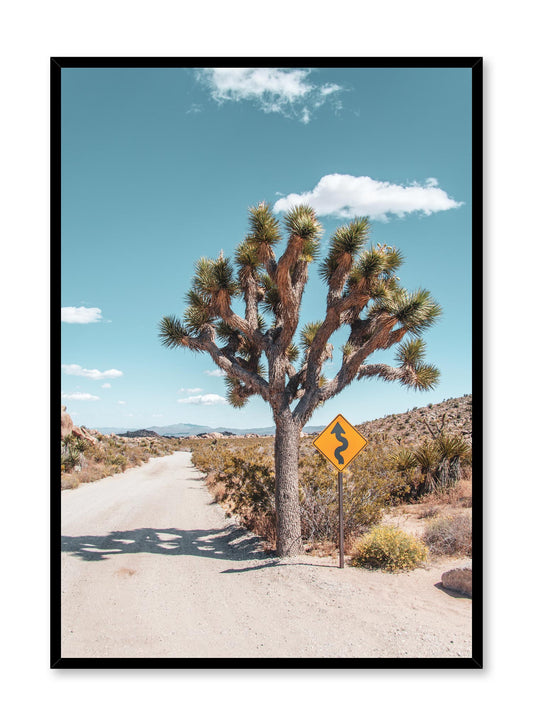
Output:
[{"left": 52, "top": 57, "right": 482, "bottom": 669}]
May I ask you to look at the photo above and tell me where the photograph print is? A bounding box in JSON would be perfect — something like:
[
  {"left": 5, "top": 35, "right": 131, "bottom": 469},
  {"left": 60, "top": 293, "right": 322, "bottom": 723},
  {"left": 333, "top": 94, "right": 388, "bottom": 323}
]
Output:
[{"left": 54, "top": 58, "right": 481, "bottom": 667}]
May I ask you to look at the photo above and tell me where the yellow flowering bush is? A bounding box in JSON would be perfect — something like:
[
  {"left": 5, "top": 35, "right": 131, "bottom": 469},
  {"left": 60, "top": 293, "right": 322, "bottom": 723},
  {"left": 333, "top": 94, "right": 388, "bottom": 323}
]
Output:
[{"left": 352, "top": 525, "right": 428, "bottom": 572}]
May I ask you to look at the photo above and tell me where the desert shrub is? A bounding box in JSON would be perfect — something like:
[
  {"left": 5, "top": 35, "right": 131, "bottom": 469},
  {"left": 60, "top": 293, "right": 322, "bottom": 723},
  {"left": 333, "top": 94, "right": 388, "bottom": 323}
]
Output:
[
  {"left": 61, "top": 434, "right": 90, "bottom": 472},
  {"left": 220, "top": 457, "right": 276, "bottom": 516},
  {"left": 419, "top": 478, "right": 472, "bottom": 508},
  {"left": 423, "top": 513, "right": 472, "bottom": 556},
  {"left": 390, "top": 433, "right": 472, "bottom": 498},
  {"left": 60, "top": 433, "right": 184, "bottom": 488},
  {"left": 191, "top": 439, "right": 277, "bottom": 535},
  {"left": 61, "top": 444, "right": 81, "bottom": 472},
  {"left": 417, "top": 505, "right": 440, "bottom": 519},
  {"left": 192, "top": 436, "right": 409, "bottom": 548},
  {"left": 352, "top": 525, "right": 428, "bottom": 572},
  {"left": 105, "top": 452, "right": 128, "bottom": 472},
  {"left": 299, "top": 442, "right": 409, "bottom": 542}
]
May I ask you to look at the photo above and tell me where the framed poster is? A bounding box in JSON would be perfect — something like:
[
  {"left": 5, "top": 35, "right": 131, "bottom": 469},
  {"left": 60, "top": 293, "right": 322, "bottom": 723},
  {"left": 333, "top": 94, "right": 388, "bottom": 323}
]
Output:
[{"left": 53, "top": 57, "right": 482, "bottom": 668}]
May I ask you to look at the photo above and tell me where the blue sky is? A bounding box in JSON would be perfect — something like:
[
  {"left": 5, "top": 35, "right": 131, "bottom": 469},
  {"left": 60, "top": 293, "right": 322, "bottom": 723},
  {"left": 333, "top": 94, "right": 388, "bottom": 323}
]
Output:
[{"left": 61, "top": 66, "right": 472, "bottom": 431}]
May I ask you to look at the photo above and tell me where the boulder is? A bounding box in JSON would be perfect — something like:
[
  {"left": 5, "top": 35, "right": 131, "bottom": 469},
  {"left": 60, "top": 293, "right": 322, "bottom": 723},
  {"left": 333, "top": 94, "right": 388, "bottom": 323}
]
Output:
[
  {"left": 441, "top": 567, "right": 472, "bottom": 597},
  {"left": 72, "top": 425, "right": 98, "bottom": 445},
  {"left": 61, "top": 405, "right": 74, "bottom": 439}
]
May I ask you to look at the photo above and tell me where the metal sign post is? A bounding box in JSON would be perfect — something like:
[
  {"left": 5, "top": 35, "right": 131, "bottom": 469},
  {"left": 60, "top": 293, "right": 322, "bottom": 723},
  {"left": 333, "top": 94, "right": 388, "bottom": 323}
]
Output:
[
  {"left": 313, "top": 414, "right": 368, "bottom": 569},
  {"left": 338, "top": 471, "right": 344, "bottom": 568}
]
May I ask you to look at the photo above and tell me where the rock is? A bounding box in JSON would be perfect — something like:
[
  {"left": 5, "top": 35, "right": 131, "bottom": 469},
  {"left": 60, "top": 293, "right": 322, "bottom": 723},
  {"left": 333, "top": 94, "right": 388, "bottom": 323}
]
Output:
[
  {"left": 121, "top": 429, "right": 162, "bottom": 439},
  {"left": 441, "top": 567, "right": 472, "bottom": 597},
  {"left": 72, "top": 425, "right": 98, "bottom": 445},
  {"left": 61, "top": 405, "right": 74, "bottom": 439}
]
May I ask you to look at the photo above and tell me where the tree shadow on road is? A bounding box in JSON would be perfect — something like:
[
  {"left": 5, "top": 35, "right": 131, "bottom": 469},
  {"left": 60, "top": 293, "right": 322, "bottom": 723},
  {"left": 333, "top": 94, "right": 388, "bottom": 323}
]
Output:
[{"left": 61, "top": 524, "right": 275, "bottom": 565}]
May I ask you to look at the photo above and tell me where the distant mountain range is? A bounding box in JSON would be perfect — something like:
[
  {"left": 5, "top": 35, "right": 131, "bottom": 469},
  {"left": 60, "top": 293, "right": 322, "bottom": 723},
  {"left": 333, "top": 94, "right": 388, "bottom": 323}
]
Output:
[
  {"left": 95, "top": 394, "right": 473, "bottom": 440},
  {"left": 98, "top": 422, "right": 325, "bottom": 437}
]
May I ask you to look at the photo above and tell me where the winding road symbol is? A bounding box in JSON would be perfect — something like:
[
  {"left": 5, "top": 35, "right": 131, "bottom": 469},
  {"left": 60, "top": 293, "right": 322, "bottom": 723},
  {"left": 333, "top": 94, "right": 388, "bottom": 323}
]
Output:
[
  {"left": 331, "top": 422, "right": 349, "bottom": 466},
  {"left": 312, "top": 413, "right": 368, "bottom": 472}
]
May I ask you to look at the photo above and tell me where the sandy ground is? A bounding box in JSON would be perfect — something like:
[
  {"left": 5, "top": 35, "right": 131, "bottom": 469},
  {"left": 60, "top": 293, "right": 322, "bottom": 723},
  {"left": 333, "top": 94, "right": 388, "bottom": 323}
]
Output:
[{"left": 61, "top": 452, "right": 472, "bottom": 659}]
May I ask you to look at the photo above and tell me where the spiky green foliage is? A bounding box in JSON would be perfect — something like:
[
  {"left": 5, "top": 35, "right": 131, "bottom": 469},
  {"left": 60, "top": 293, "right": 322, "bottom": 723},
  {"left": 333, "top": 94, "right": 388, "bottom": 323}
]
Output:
[
  {"left": 391, "top": 429, "right": 471, "bottom": 498},
  {"left": 286, "top": 343, "right": 300, "bottom": 363},
  {"left": 183, "top": 291, "right": 214, "bottom": 333},
  {"left": 300, "top": 321, "right": 323, "bottom": 349},
  {"left": 212, "top": 256, "right": 239, "bottom": 295},
  {"left": 411, "top": 363, "right": 440, "bottom": 391},
  {"left": 434, "top": 434, "right": 471, "bottom": 461},
  {"left": 347, "top": 245, "right": 404, "bottom": 288},
  {"left": 299, "top": 236, "right": 321, "bottom": 262},
  {"left": 191, "top": 257, "right": 215, "bottom": 295},
  {"left": 215, "top": 320, "right": 240, "bottom": 345},
  {"left": 414, "top": 440, "right": 438, "bottom": 472},
  {"left": 393, "top": 339, "right": 440, "bottom": 391},
  {"left": 389, "top": 449, "right": 418, "bottom": 472},
  {"left": 158, "top": 315, "right": 189, "bottom": 348},
  {"left": 235, "top": 240, "right": 261, "bottom": 283},
  {"left": 284, "top": 205, "right": 322, "bottom": 241},
  {"left": 342, "top": 341, "right": 354, "bottom": 358},
  {"left": 224, "top": 376, "right": 251, "bottom": 408},
  {"left": 259, "top": 273, "right": 281, "bottom": 316},
  {"left": 191, "top": 256, "right": 239, "bottom": 298},
  {"left": 369, "top": 288, "right": 442, "bottom": 335},
  {"left": 395, "top": 338, "right": 426, "bottom": 367},
  {"left": 246, "top": 202, "right": 281, "bottom": 246},
  {"left": 319, "top": 218, "right": 371, "bottom": 282}
]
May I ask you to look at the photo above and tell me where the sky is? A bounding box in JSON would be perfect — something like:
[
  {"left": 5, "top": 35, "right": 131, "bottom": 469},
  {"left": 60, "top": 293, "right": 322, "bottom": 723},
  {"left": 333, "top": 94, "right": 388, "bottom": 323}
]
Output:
[{"left": 61, "top": 65, "right": 472, "bottom": 431}]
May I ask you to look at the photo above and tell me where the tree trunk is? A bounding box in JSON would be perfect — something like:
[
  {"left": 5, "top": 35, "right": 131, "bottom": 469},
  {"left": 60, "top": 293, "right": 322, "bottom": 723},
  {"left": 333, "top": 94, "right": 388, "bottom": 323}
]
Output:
[{"left": 274, "top": 410, "right": 302, "bottom": 556}]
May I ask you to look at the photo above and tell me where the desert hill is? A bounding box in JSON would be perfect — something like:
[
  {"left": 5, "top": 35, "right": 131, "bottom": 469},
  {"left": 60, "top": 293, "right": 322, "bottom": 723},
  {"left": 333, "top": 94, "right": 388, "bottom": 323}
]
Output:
[{"left": 356, "top": 394, "right": 472, "bottom": 446}]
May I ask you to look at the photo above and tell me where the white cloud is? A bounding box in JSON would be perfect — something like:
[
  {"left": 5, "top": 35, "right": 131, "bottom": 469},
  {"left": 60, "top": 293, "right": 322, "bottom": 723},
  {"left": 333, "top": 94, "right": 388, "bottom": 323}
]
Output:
[
  {"left": 196, "top": 68, "right": 342, "bottom": 123},
  {"left": 273, "top": 174, "right": 463, "bottom": 221},
  {"left": 320, "top": 83, "right": 342, "bottom": 96},
  {"left": 61, "top": 392, "right": 99, "bottom": 401},
  {"left": 204, "top": 369, "right": 225, "bottom": 377},
  {"left": 101, "top": 383, "right": 111, "bottom": 389},
  {"left": 177, "top": 393, "right": 227, "bottom": 406},
  {"left": 186, "top": 103, "right": 202, "bottom": 114},
  {"left": 178, "top": 387, "right": 203, "bottom": 393},
  {"left": 117, "top": 400, "right": 126, "bottom": 405},
  {"left": 62, "top": 364, "right": 123, "bottom": 380},
  {"left": 61, "top": 306, "right": 102, "bottom": 324}
]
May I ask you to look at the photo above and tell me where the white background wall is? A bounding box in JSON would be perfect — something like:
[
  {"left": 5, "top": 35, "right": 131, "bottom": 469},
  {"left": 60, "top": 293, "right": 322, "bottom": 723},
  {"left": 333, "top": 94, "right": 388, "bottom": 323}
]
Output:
[{"left": 0, "top": 2, "right": 526, "bottom": 723}]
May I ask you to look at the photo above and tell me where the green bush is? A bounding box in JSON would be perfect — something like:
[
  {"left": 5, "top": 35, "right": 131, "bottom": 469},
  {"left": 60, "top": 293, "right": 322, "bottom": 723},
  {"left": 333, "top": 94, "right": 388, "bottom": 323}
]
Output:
[
  {"left": 191, "top": 436, "right": 409, "bottom": 547},
  {"left": 298, "top": 445, "right": 407, "bottom": 542},
  {"left": 352, "top": 525, "right": 428, "bottom": 572},
  {"left": 390, "top": 433, "right": 472, "bottom": 497},
  {"left": 219, "top": 456, "right": 275, "bottom": 516}
]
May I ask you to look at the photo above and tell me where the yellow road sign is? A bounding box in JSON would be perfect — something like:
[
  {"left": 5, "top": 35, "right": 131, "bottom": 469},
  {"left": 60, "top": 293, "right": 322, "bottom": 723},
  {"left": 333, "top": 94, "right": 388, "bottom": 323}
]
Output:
[{"left": 312, "top": 414, "right": 368, "bottom": 472}]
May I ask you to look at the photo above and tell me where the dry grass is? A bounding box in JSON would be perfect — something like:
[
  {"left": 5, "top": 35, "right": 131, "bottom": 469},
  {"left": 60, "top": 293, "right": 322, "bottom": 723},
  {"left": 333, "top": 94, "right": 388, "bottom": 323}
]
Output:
[
  {"left": 419, "top": 479, "right": 472, "bottom": 508},
  {"left": 61, "top": 435, "right": 184, "bottom": 489},
  {"left": 423, "top": 513, "right": 472, "bottom": 557}
]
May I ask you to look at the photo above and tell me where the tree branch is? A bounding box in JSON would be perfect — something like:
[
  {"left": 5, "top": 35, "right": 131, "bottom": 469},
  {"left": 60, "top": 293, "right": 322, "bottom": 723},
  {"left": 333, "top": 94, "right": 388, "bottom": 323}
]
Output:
[
  {"left": 215, "top": 295, "right": 266, "bottom": 352},
  {"left": 188, "top": 328, "right": 270, "bottom": 401},
  {"left": 356, "top": 363, "right": 418, "bottom": 387}
]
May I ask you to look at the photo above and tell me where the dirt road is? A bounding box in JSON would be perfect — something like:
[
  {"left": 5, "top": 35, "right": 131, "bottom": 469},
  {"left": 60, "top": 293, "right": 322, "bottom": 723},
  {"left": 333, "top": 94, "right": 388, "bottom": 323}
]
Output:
[{"left": 61, "top": 452, "right": 472, "bottom": 659}]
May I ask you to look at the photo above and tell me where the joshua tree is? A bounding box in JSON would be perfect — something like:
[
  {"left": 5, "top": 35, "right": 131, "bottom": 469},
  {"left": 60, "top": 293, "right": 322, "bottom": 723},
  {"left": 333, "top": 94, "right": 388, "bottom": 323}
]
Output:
[{"left": 159, "top": 203, "right": 441, "bottom": 556}]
